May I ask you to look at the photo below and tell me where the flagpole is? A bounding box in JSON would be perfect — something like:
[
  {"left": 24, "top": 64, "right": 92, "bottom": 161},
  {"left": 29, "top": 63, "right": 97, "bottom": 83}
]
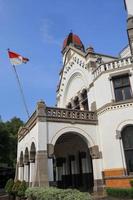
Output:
[{"left": 12, "top": 65, "right": 30, "bottom": 119}]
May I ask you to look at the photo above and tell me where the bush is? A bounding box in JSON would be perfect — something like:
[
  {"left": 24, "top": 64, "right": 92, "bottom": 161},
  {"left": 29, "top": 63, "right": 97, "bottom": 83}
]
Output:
[
  {"left": 130, "top": 180, "right": 133, "bottom": 187},
  {"left": 106, "top": 187, "right": 133, "bottom": 199},
  {"left": 12, "top": 180, "right": 21, "bottom": 196},
  {"left": 5, "top": 178, "right": 14, "bottom": 194},
  {"left": 25, "top": 187, "right": 92, "bottom": 200},
  {"left": 17, "top": 180, "right": 27, "bottom": 197}
]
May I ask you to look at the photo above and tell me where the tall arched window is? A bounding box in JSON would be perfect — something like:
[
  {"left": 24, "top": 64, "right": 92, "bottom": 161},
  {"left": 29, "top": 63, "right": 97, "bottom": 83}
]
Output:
[
  {"left": 122, "top": 125, "right": 133, "bottom": 174},
  {"left": 81, "top": 89, "right": 89, "bottom": 110}
]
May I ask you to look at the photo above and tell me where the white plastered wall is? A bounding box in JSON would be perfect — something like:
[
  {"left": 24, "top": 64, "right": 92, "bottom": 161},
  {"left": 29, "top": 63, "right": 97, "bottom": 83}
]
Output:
[
  {"left": 17, "top": 124, "right": 38, "bottom": 162},
  {"left": 98, "top": 107, "right": 133, "bottom": 170},
  {"left": 17, "top": 120, "right": 48, "bottom": 161},
  {"left": 88, "top": 67, "right": 133, "bottom": 110}
]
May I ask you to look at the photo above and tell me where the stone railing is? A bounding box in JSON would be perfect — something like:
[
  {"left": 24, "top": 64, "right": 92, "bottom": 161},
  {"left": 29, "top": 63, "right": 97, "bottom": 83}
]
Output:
[
  {"left": 46, "top": 107, "right": 97, "bottom": 123},
  {"left": 18, "top": 104, "right": 97, "bottom": 141},
  {"left": 93, "top": 56, "right": 133, "bottom": 79}
]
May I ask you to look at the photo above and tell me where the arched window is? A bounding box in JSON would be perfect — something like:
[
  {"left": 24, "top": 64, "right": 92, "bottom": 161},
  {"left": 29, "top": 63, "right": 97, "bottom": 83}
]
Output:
[
  {"left": 74, "top": 96, "right": 80, "bottom": 110},
  {"left": 81, "top": 89, "right": 89, "bottom": 110},
  {"left": 122, "top": 125, "right": 133, "bottom": 174},
  {"left": 30, "top": 142, "right": 36, "bottom": 162}
]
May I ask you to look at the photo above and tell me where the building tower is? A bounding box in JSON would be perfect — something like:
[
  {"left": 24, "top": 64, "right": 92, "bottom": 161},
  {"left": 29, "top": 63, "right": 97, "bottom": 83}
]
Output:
[{"left": 125, "top": 0, "right": 133, "bottom": 54}]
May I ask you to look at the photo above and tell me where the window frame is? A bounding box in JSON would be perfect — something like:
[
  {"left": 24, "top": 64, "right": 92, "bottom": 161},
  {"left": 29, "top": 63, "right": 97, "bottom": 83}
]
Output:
[{"left": 112, "top": 74, "right": 132, "bottom": 102}]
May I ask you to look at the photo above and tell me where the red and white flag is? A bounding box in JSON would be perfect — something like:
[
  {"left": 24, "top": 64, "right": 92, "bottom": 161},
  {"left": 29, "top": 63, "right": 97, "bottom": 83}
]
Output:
[{"left": 8, "top": 50, "right": 29, "bottom": 65}]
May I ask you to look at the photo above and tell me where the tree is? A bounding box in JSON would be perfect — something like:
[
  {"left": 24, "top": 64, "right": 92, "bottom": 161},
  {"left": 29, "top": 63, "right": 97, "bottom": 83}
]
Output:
[
  {"left": 0, "top": 122, "right": 11, "bottom": 164},
  {"left": 0, "top": 117, "right": 24, "bottom": 167}
]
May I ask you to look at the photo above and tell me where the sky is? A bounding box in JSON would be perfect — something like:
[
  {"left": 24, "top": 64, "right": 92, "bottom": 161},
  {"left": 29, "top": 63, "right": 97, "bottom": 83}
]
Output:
[{"left": 0, "top": 0, "right": 128, "bottom": 122}]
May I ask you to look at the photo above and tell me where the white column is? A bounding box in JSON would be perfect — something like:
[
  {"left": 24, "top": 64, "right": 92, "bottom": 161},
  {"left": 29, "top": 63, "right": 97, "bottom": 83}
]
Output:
[
  {"left": 24, "top": 163, "right": 29, "bottom": 182},
  {"left": 56, "top": 167, "right": 59, "bottom": 181},
  {"left": 48, "top": 159, "right": 54, "bottom": 182},
  {"left": 82, "top": 158, "right": 87, "bottom": 173},
  {"left": 71, "top": 160, "right": 76, "bottom": 175},
  {"left": 58, "top": 167, "right": 63, "bottom": 181},
  {"left": 92, "top": 159, "right": 103, "bottom": 191},
  {"left": 29, "top": 161, "right": 35, "bottom": 183},
  {"left": 62, "top": 162, "right": 66, "bottom": 175},
  {"left": 18, "top": 165, "right": 24, "bottom": 181}
]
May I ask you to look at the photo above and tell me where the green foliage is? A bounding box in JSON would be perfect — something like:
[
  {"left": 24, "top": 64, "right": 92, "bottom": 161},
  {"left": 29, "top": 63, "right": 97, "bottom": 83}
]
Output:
[
  {"left": 25, "top": 187, "right": 92, "bottom": 200},
  {"left": 130, "top": 180, "right": 133, "bottom": 187},
  {"left": 12, "top": 180, "right": 21, "bottom": 195},
  {"left": 5, "top": 178, "right": 14, "bottom": 194},
  {"left": 0, "top": 117, "right": 23, "bottom": 167},
  {"left": 17, "top": 180, "right": 28, "bottom": 197},
  {"left": 0, "top": 122, "right": 11, "bottom": 164},
  {"left": 106, "top": 187, "right": 133, "bottom": 199}
]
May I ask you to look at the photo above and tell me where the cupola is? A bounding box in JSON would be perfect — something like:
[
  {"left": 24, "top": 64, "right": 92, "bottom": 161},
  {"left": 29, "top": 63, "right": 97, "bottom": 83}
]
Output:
[{"left": 62, "top": 32, "right": 85, "bottom": 53}]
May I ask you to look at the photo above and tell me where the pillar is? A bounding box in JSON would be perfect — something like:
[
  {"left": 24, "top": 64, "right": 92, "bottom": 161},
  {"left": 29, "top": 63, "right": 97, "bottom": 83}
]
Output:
[
  {"left": 24, "top": 162, "right": 29, "bottom": 182},
  {"left": 18, "top": 164, "right": 24, "bottom": 181},
  {"left": 92, "top": 159, "right": 103, "bottom": 192},
  {"left": 82, "top": 158, "right": 88, "bottom": 173},
  {"left": 70, "top": 155, "right": 75, "bottom": 187},
  {"left": 48, "top": 158, "right": 54, "bottom": 183},
  {"left": 29, "top": 160, "right": 35, "bottom": 185},
  {"left": 56, "top": 166, "right": 59, "bottom": 182},
  {"left": 34, "top": 150, "right": 49, "bottom": 187}
]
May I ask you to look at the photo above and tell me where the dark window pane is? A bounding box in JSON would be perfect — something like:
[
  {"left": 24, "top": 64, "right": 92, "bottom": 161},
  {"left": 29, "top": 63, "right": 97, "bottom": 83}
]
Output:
[
  {"left": 113, "top": 75, "right": 132, "bottom": 101},
  {"left": 122, "top": 126, "right": 133, "bottom": 173},
  {"left": 115, "top": 88, "right": 123, "bottom": 101},
  {"left": 122, "top": 76, "right": 130, "bottom": 86},
  {"left": 82, "top": 100, "right": 89, "bottom": 110},
  {"left": 114, "top": 78, "right": 122, "bottom": 88},
  {"left": 122, "top": 126, "right": 133, "bottom": 149},
  {"left": 124, "top": 87, "right": 132, "bottom": 100},
  {"left": 125, "top": 150, "right": 133, "bottom": 172}
]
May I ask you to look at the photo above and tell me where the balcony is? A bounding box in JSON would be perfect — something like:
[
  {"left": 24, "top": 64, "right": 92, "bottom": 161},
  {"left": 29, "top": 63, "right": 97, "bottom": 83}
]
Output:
[
  {"left": 18, "top": 106, "right": 97, "bottom": 141},
  {"left": 46, "top": 107, "right": 97, "bottom": 124},
  {"left": 93, "top": 56, "right": 133, "bottom": 79}
]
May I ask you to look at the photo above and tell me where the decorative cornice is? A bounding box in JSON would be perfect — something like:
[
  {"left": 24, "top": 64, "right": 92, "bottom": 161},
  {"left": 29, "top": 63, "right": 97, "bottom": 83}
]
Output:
[{"left": 97, "top": 99, "right": 133, "bottom": 116}]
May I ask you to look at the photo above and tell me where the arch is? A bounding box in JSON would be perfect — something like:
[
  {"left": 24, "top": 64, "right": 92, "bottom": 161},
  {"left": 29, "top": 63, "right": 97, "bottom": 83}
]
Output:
[
  {"left": 63, "top": 71, "right": 88, "bottom": 106},
  {"left": 116, "top": 119, "right": 133, "bottom": 132},
  {"left": 30, "top": 142, "right": 36, "bottom": 162},
  {"left": 50, "top": 126, "right": 95, "bottom": 148},
  {"left": 19, "top": 151, "right": 23, "bottom": 166},
  {"left": 24, "top": 147, "right": 29, "bottom": 164},
  {"left": 53, "top": 131, "right": 94, "bottom": 190}
]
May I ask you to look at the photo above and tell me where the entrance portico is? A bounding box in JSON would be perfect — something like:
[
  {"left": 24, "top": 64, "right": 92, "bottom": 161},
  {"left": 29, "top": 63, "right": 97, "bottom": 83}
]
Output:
[{"left": 17, "top": 101, "right": 103, "bottom": 191}]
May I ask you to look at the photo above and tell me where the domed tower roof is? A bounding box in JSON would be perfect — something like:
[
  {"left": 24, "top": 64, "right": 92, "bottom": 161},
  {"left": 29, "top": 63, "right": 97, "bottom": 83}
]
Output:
[{"left": 62, "top": 32, "right": 85, "bottom": 52}]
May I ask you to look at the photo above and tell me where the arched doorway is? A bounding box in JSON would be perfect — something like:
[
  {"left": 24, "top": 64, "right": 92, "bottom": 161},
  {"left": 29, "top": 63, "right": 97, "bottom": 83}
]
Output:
[
  {"left": 122, "top": 125, "right": 133, "bottom": 174},
  {"left": 54, "top": 132, "right": 94, "bottom": 191}
]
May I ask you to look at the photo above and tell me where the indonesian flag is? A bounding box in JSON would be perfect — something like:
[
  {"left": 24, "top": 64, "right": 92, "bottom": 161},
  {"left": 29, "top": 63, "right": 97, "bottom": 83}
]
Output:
[{"left": 8, "top": 50, "right": 29, "bottom": 65}]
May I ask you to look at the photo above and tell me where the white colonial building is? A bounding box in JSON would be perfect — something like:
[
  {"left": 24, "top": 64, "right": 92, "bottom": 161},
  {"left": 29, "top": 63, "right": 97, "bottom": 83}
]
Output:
[{"left": 16, "top": 0, "right": 133, "bottom": 191}]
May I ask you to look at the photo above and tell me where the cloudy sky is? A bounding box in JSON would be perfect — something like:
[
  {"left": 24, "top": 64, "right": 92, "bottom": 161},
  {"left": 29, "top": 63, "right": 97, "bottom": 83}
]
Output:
[{"left": 0, "top": 0, "right": 127, "bottom": 121}]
